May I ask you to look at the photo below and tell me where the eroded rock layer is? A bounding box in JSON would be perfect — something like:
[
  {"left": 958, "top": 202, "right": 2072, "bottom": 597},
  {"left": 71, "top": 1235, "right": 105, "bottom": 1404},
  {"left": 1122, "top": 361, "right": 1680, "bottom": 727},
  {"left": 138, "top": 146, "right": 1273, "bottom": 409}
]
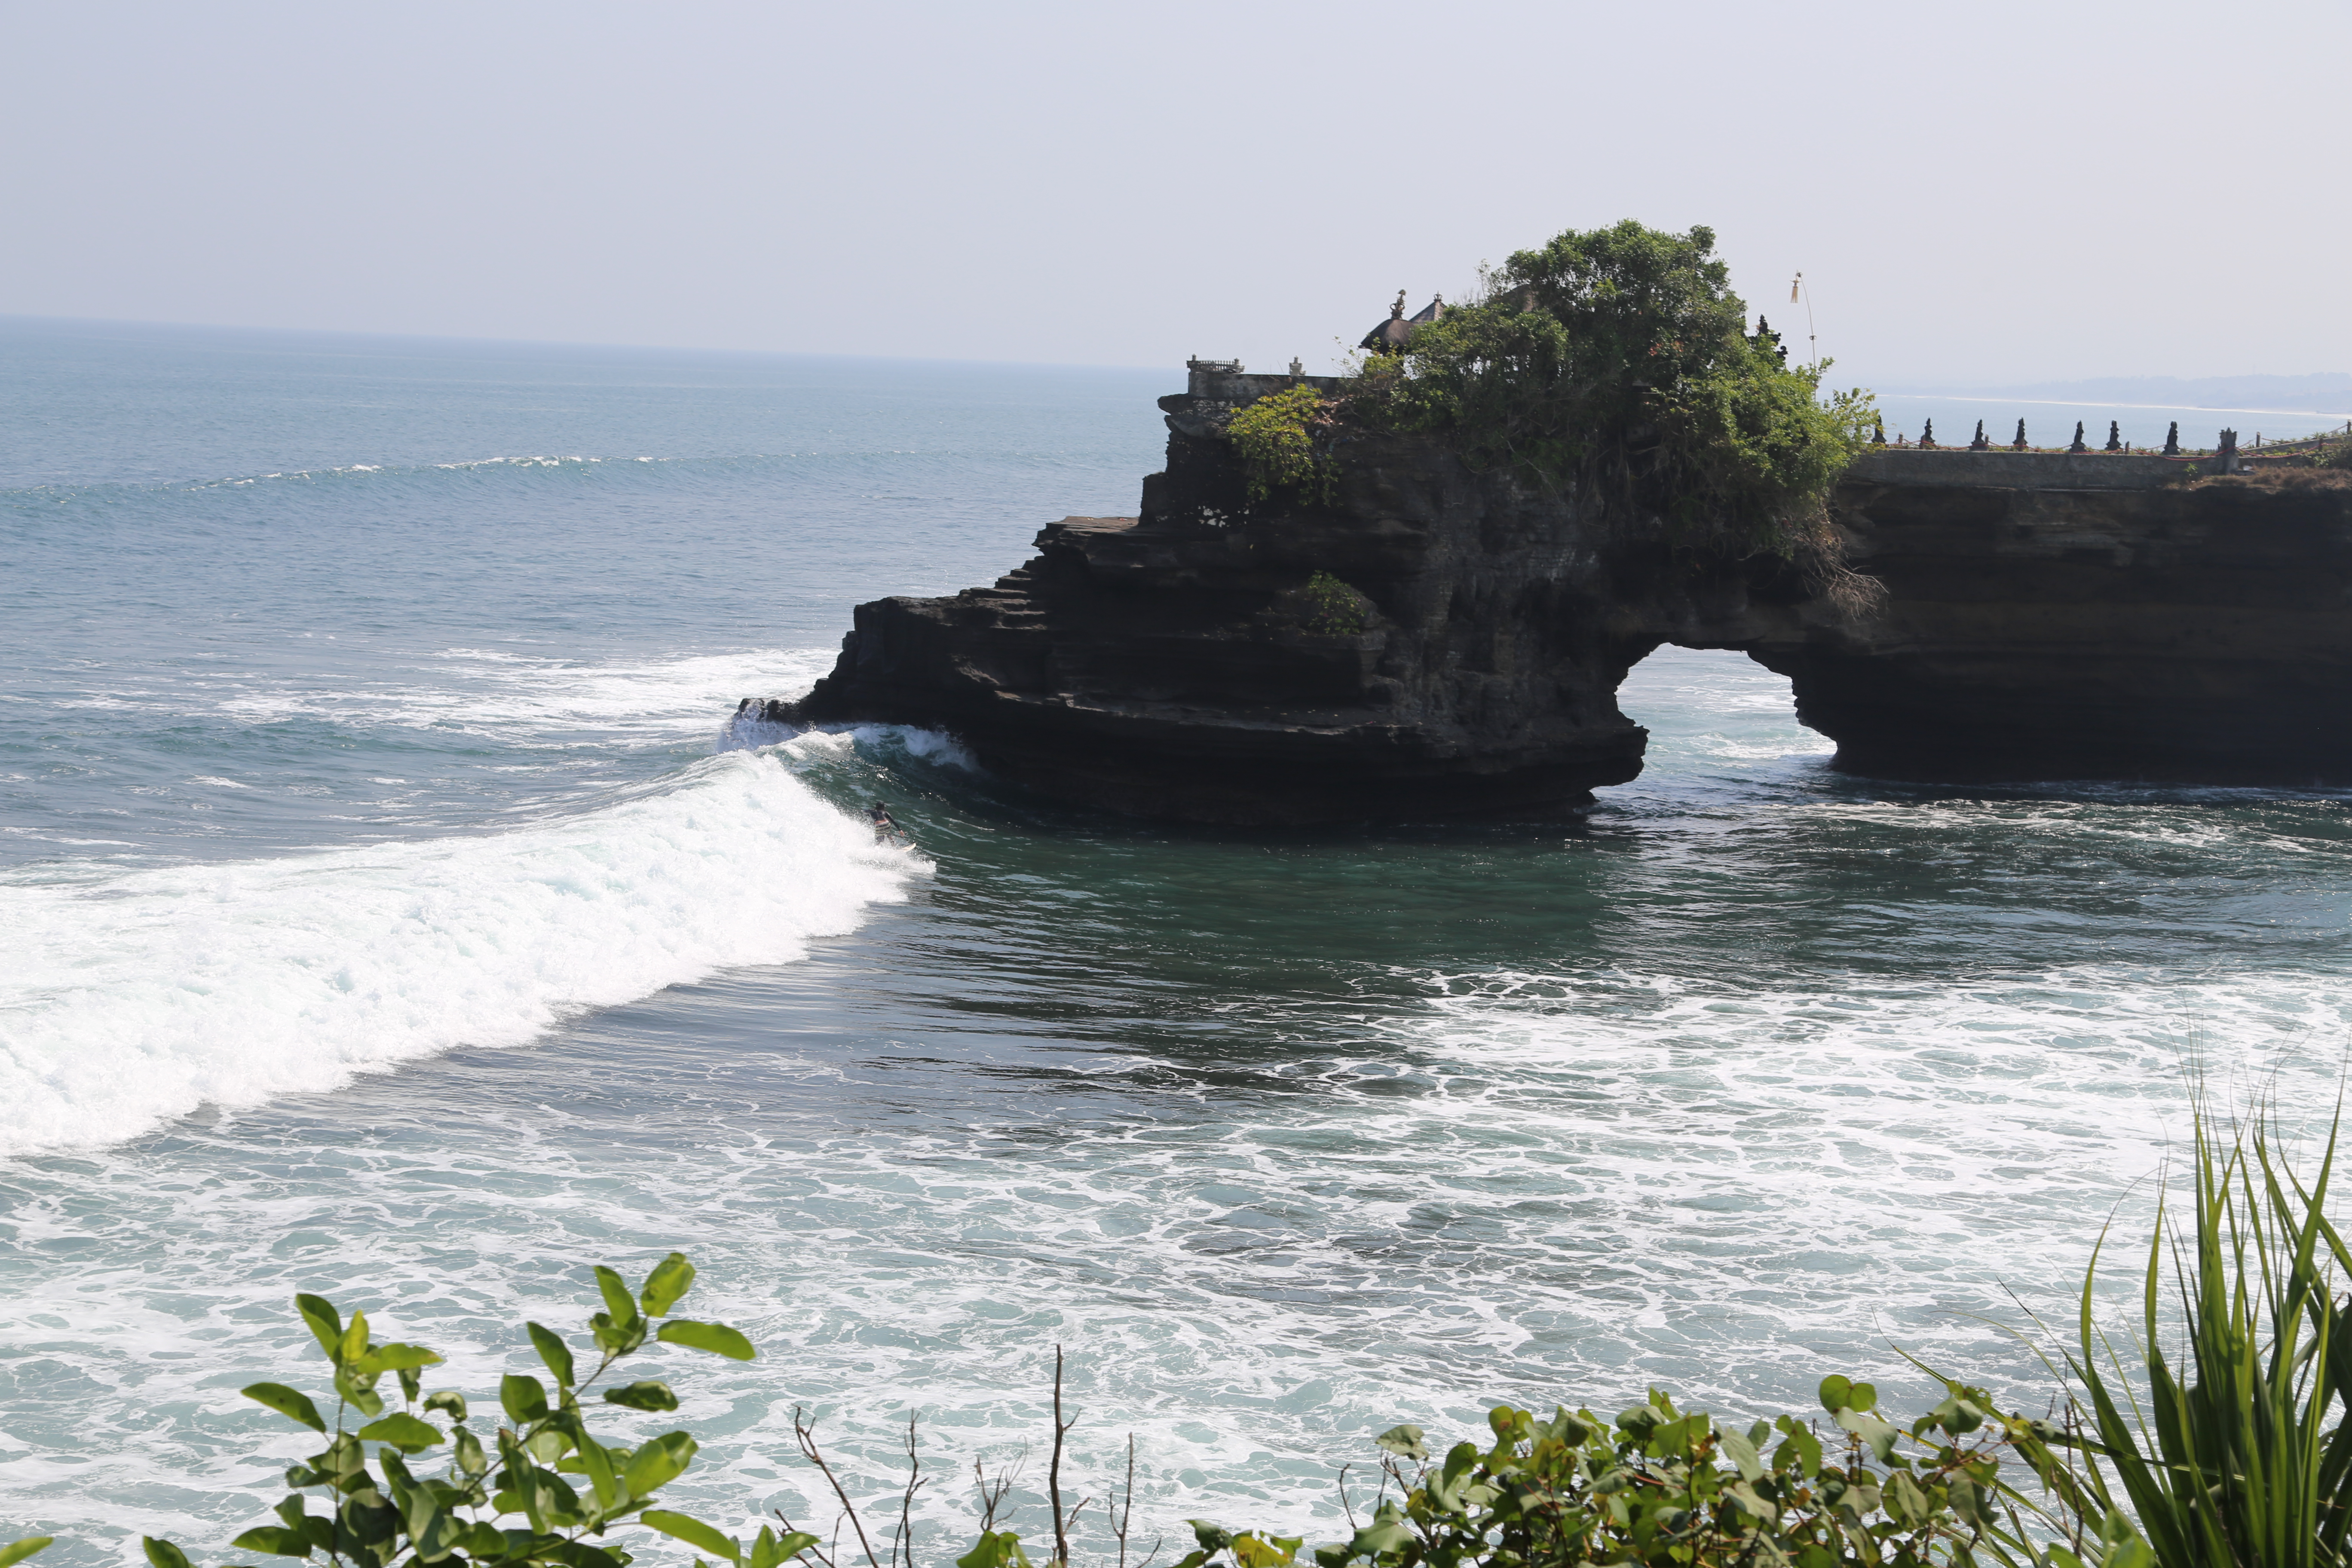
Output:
[{"left": 793, "top": 374, "right": 2352, "bottom": 821}]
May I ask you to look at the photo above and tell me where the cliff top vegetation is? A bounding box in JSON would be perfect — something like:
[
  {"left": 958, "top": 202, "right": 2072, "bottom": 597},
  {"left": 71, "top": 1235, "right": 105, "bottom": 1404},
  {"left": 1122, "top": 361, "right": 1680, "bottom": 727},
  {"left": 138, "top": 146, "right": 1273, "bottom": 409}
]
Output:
[{"left": 1232, "top": 221, "right": 1876, "bottom": 591}]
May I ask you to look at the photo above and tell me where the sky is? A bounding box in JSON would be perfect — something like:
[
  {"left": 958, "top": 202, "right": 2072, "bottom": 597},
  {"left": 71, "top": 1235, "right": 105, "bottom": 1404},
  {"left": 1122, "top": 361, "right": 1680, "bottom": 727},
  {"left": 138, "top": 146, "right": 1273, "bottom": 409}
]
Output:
[{"left": 5, "top": 0, "right": 2347, "bottom": 387}]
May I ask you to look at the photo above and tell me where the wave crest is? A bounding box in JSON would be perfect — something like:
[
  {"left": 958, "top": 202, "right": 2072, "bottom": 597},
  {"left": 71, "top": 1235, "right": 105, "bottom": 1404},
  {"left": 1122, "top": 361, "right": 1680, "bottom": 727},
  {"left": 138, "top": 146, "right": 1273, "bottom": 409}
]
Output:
[{"left": 0, "top": 751, "right": 919, "bottom": 1155}]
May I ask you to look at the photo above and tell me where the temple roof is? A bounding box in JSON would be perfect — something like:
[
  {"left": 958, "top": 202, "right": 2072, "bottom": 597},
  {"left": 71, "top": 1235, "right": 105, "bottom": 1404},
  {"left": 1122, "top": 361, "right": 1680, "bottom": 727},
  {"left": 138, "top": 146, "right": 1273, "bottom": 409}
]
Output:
[{"left": 1360, "top": 292, "right": 1444, "bottom": 353}]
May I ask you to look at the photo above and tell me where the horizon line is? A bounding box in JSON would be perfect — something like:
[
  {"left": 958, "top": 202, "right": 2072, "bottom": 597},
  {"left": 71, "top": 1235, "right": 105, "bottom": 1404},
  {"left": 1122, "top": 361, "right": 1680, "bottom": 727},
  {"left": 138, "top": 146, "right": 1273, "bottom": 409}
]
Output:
[
  {"left": 0, "top": 310, "right": 1173, "bottom": 377},
  {"left": 6, "top": 311, "right": 2346, "bottom": 402}
]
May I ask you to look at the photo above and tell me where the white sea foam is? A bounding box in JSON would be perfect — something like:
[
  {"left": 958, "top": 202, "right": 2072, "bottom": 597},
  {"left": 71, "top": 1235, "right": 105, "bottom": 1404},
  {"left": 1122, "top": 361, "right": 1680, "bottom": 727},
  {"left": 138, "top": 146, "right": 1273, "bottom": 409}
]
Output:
[{"left": 0, "top": 746, "right": 921, "bottom": 1156}]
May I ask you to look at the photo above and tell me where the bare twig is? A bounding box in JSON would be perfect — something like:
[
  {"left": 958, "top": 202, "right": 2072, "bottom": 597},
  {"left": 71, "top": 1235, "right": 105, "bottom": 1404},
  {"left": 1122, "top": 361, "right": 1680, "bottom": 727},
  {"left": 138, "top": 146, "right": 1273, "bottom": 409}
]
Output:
[
  {"left": 974, "top": 1453, "right": 1024, "bottom": 1533},
  {"left": 1335, "top": 1463, "right": 1357, "bottom": 1529},
  {"left": 793, "top": 1405, "right": 885, "bottom": 1568},
  {"left": 1049, "top": 1346, "right": 1077, "bottom": 1567},
  {"left": 1113, "top": 1434, "right": 1137, "bottom": 1568},
  {"left": 890, "top": 1412, "right": 927, "bottom": 1568},
  {"left": 774, "top": 1507, "right": 834, "bottom": 1568}
]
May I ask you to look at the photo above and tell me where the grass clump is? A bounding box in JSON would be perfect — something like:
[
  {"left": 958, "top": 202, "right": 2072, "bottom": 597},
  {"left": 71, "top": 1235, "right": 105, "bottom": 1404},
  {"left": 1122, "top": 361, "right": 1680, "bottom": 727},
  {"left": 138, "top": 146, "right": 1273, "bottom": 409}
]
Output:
[{"left": 2065, "top": 1105, "right": 2352, "bottom": 1568}]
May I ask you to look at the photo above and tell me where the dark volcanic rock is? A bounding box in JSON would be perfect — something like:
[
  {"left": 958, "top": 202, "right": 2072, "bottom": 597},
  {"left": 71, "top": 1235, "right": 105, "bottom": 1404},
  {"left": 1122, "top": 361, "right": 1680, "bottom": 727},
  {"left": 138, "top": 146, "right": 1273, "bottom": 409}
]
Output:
[
  {"left": 793, "top": 373, "right": 2352, "bottom": 821},
  {"left": 1779, "top": 455, "right": 2352, "bottom": 784}
]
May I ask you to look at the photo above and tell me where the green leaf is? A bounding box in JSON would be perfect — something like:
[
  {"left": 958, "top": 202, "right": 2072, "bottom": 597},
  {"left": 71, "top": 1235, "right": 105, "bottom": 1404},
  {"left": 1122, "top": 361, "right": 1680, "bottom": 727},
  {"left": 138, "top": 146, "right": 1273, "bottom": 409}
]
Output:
[
  {"left": 356, "top": 1341, "right": 442, "bottom": 1374},
  {"left": 294, "top": 1295, "right": 342, "bottom": 1359},
  {"left": 0, "top": 1540, "right": 53, "bottom": 1568},
  {"left": 623, "top": 1431, "right": 700, "bottom": 1496},
  {"left": 242, "top": 1382, "right": 328, "bottom": 1434},
  {"left": 337, "top": 1310, "right": 369, "bottom": 1368},
  {"left": 459, "top": 1524, "right": 508, "bottom": 1557},
  {"left": 574, "top": 1430, "right": 622, "bottom": 1509},
  {"left": 1372, "top": 1424, "right": 1426, "bottom": 1462},
  {"left": 642, "top": 1510, "right": 738, "bottom": 1565},
  {"left": 143, "top": 1540, "right": 195, "bottom": 1568},
  {"left": 502, "top": 1372, "right": 551, "bottom": 1424},
  {"left": 331, "top": 1354, "right": 385, "bottom": 1415},
  {"left": 956, "top": 1532, "right": 1032, "bottom": 1568},
  {"left": 1818, "top": 1374, "right": 1852, "bottom": 1413},
  {"left": 1774, "top": 1423, "right": 1823, "bottom": 1478},
  {"left": 1726, "top": 1480, "right": 1779, "bottom": 1523},
  {"left": 1883, "top": 1468, "right": 1929, "bottom": 1527},
  {"left": 423, "top": 1390, "right": 468, "bottom": 1423},
  {"left": 750, "top": 1526, "right": 820, "bottom": 1568},
  {"left": 231, "top": 1528, "right": 315, "bottom": 1559},
  {"left": 1834, "top": 1407, "right": 1900, "bottom": 1463},
  {"left": 603, "top": 1379, "right": 680, "bottom": 1412},
  {"left": 594, "top": 1266, "right": 642, "bottom": 1328},
  {"left": 1846, "top": 1381, "right": 1877, "bottom": 1413},
  {"left": 655, "top": 1320, "right": 756, "bottom": 1361},
  {"left": 528, "top": 1322, "right": 577, "bottom": 1388},
  {"left": 1349, "top": 1505, "right": 1413, "bottom": 1558},
  {"left": 1718, "top": 1427, "right": 1764, "bottom": 1482},
  {"left": 640, "top": 1252, "right": 697, "bottom": 1318},
  {"left": 412, "top": 1506, "right": 467, "bottom": 1565},
  {"left": 355, "top": 1412, "right": 444, "bottom": 1453}
]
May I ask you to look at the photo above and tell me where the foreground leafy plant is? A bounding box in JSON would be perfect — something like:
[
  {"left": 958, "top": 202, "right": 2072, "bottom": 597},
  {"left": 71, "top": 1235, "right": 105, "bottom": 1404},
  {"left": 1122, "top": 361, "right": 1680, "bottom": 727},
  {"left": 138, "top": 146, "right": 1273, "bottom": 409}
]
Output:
[
  {"left": 145, "top": 1252, "right": 802, "bottom": 1568},
  {"left": 2065, "top": 1106, "right": 2352, "bottom": 1568},
  {"left": 1176, "top": 1375, "right": 2139, "bottom": 1568}
]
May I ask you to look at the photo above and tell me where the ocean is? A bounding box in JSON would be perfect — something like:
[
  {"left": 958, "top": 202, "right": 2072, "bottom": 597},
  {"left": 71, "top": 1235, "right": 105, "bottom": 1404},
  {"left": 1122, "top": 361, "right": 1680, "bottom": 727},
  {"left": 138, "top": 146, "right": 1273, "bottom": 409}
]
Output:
[{"left": 3, "top": 315, "right": 2347, "bottom": 1561}]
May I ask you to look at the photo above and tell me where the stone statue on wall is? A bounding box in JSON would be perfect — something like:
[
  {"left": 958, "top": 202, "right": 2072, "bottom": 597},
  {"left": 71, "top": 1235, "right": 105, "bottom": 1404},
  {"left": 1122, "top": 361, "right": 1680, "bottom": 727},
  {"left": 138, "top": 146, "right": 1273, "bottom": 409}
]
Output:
[
  {"left": 2165, "top": 421, "right": 2181, "bottom": 456},
  {"left": 2069, "top": 422, "right": 2089, "bottom": 453},
  {"left": 2012, "top": 419, "right": 2028, "bottom": 450},
  {"left": 1919, "top": 419, "right": 1936, "bottom": 449},
  {"left": 2105, "top": 421, "right": 2123, "bottom": 453},
  {"left": 1969, "top": 420, "right": 1990, "bottom": 450}
]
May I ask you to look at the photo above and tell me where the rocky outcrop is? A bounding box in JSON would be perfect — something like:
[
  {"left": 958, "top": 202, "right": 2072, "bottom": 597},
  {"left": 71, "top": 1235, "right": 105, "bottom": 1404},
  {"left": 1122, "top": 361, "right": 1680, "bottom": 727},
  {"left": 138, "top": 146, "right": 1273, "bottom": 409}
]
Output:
[
  {"left": 1771, "top": 453, "right": 2352, "bottom": 785},
  {"left": 791, "top": 370, "right": 2352, "bottom": 821}
]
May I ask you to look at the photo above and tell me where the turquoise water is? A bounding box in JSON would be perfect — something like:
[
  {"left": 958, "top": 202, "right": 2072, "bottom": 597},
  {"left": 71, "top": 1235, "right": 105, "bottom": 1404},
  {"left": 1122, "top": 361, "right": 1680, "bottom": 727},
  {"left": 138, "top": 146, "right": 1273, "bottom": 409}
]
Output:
[{"left": 3, "top": 317, "right": 2349, "bottom": 1561}]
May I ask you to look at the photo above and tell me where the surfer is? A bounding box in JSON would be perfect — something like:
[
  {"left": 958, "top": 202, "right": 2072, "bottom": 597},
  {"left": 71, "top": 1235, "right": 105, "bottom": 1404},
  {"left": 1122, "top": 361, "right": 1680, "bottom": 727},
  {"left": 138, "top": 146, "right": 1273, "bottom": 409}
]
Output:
[{"left": 869, "top": 801, "right": 899, "bottom": 845}]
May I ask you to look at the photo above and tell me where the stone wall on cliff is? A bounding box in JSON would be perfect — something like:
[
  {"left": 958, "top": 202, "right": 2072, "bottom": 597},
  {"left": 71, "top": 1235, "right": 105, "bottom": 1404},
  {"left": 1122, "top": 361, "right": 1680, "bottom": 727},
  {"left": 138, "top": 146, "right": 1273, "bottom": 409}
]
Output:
[{"left": 791, "top": 379, "right": 2352, "bottom": 822}]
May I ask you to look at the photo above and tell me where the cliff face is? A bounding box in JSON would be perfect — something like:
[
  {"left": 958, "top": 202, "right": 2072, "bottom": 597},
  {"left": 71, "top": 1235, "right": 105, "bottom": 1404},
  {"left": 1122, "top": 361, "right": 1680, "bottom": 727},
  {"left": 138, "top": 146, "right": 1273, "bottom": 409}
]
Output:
[
  {"left": 1776, "top": 454, "right": 2352, "bottom": 785},
  {"left": 793, "top": 374, "right": 2352, "bottom": 822}
]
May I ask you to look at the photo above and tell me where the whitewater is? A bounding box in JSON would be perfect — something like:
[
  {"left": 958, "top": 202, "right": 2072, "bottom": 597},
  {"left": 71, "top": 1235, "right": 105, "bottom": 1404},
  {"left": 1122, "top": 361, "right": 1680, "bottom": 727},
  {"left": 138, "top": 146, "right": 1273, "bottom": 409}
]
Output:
[{"left": 4, "top": 316, "right": 2351, "bottom": 1564}]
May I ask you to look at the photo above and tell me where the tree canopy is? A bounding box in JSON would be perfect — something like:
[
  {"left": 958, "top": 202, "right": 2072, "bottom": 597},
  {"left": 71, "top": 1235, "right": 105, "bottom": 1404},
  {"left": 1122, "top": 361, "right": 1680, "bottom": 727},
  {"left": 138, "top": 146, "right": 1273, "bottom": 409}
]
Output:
[{"left": 1350, "top": 220, "right": 1875, "bottom": 561}]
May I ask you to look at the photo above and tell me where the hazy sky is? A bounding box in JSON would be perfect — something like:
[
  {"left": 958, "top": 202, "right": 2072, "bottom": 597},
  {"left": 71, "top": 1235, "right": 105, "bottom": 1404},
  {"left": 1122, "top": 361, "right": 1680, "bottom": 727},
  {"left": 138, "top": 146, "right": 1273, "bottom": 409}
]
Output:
[{"left": 6, "top": 0, "right": 2346, "bottom": 386}]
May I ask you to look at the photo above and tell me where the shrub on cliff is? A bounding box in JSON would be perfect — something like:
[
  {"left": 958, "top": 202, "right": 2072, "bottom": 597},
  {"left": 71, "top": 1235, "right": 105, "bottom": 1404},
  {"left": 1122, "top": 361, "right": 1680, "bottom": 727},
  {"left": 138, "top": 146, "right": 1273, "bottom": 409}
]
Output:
[
  {"left": 1347, "top": 221, "right": 1876, "bottom": 571},
  {"left": 1230, "top": 383, "right": 1341, "bottom": 504},
  {"left": 1272, "top": 571, "right": 1372, "bottom": 636}
]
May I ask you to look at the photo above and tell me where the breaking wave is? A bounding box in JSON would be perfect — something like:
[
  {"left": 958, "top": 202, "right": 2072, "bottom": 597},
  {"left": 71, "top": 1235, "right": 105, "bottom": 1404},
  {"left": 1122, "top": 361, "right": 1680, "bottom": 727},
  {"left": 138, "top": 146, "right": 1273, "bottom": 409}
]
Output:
[{"left": 0, "top": 744, "right": 923, "bottom": 1155}]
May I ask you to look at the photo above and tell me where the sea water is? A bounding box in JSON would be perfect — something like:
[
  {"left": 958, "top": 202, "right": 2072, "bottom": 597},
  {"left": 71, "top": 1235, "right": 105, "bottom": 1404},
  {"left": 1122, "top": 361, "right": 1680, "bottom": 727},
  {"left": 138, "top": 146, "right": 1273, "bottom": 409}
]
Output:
[{"left": 3, "top": 316, "right": 2349, "bottom": 1561}]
